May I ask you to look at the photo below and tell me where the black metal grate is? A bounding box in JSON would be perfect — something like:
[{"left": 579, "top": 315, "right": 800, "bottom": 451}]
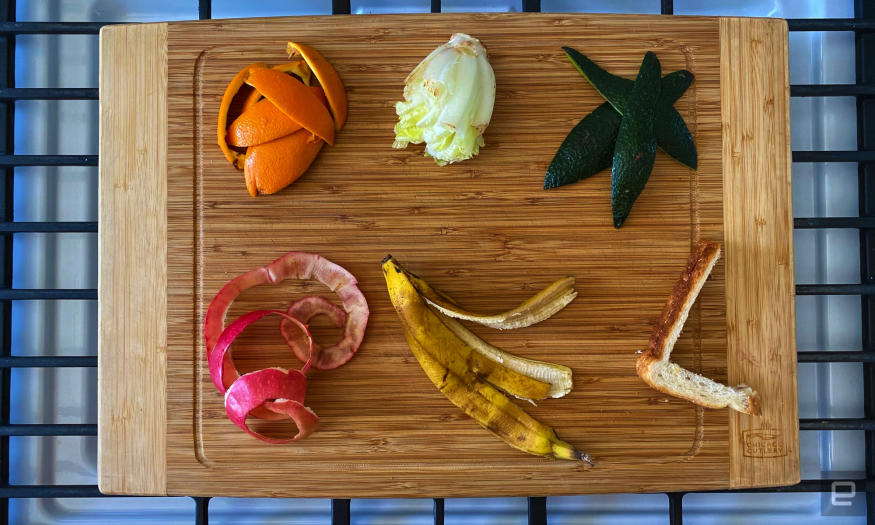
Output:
[{"left": 2, "top": 0, "right": 874, "bottom": 524}]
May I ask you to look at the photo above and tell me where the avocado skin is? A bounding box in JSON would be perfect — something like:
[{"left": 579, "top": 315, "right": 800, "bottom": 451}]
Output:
[
  {"left": 544, "top": 103, "right": 619, "bottom": 190},
  {"left": 544, "top": 67, "right": 694, "bottom": 190},
  {"left": 562, "top": 47, "right": 697, "bottom": 170},
  {"left": 611, "top": 52, "right": 661, "bottom": 228}
]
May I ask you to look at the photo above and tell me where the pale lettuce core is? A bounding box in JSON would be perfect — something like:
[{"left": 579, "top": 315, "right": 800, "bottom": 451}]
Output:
[{"left": 393, "top": 33, "right": 496, "bottom": 166}]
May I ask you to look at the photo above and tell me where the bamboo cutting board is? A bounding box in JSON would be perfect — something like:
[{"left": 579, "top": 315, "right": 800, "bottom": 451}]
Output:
[{"left": 98, "top": 13, "right": 797, "bottom": 497}]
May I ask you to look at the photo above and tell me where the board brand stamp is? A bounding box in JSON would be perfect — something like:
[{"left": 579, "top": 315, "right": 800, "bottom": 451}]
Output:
[{"left": 743, "top": 429, "right": 787, "bottom": 458}]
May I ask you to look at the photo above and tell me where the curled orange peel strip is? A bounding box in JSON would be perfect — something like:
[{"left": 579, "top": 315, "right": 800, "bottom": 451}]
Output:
[
  {"left": 245, "top": 67, "right": 335, "bottom": 146},
  {"left": 287, "top": 41, "right": 347, "bottom": 130},
  {"left": 217, "top": 62, "right": 265, "bottom": 169},
  {"left": 243, "top": 129, "right": 325, "bottom": 197},
  {"left": 228, "top": 86, "right": 327, "bottom": 148},
  {"left": 238, "top": 60, "right": 312, "bottom": 111},
  {"left": 274, "top": 60, "right": 312, "bottom": 85}
]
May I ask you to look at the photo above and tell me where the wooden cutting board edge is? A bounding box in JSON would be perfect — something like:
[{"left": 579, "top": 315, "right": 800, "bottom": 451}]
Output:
[
  {"left": 720, "top": 17, "right": 799, "bottom": 489},
  {"left": 97, "top": 22, "right": 168, "bottom": 496},
  {"left": 97, "top": 14, "right": 798, "bottom": 496}
]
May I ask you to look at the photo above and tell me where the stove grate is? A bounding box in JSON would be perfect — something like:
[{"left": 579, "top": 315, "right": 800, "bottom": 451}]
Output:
[{"left": 3, "top": 1, "right": 874, "bottom": 524}]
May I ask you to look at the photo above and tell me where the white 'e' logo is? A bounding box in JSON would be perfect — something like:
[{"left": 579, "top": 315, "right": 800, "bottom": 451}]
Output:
[{"left": 831, "top": 481, "right": 856, "bottom": 507}]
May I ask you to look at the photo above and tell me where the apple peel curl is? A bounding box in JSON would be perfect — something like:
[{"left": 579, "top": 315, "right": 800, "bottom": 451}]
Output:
[
  {"left": 210, "top": 309, "right": 313, "bottom": 423},
  {"left": 205, "top": 251, "right": 369, "bottom": 378},
  {"left": 204, "top": 252, "right": 368, "bottom": 442},
  {"left": 209, "top": 309, "right": 314, "bottom": 394},
  {"left": 280, "top": 295, "right": 348, "bottom": 369},
  {"left": 224, "top": 366, "right": 319, "bottom": 444}
]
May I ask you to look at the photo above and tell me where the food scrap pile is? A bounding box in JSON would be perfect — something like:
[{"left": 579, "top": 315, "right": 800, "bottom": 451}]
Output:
[
  {"left": 217, "top": 42, "right": 346, "bottom": 196},
  {"left": 207, "top": 37, "right": 761, "bottom": 460}
]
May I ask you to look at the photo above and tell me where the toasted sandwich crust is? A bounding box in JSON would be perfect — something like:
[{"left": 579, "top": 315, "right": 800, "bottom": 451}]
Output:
[
  {"left": 644, "top": 241, "right": 721, "bottom": 362},
  {"left": 637, "top": 240, "right": 761, "bottom": 416}
]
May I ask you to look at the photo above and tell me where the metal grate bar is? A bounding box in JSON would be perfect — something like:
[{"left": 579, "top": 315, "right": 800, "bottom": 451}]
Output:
[
  {"left": 800, "top": 418, "right": 875, "bottom": 431},
  {"left": 199, "top": 1, "right": 210, "bottom": 20},
  {"left": 195, "top": 497, "right": 209, "bottom": 525},
  {"left": 0, "top": 423, "right": 96, "bottom": 436},
  {"left": 795, "top": 217, "right": 875, "bottom": 228},
  {"left": 0, "top": 484, "right": 103, "bottom": 498},
  {"left": 2, "top": 0, "right": 15, "bottom": 521},
  {"left": 0, "top": 221, "right": 96, "bottom": 233},
  {"left": 793, "top": 150, "right": 875, "bottom": 162},
  {"left": 661, "top": 0, "right": 673, "bottom": 15},
  {"left": 0, "top": 87, "right": 97, "bottom": 100},
  {"left": 331, "top": 498, "right": 350, "bottom": 525},
  {"left": 199, "top": 0, "right": 211, "bottom": 19},
  {"left": 0, "top": 355, "right": 95, "bottom": 367},
  {"left": 0, "top": 21, "right": 105, "bottom": 34},
  {"left": 433, "top": 498, "right": 444, "bottom": 525},
  {"left": 787, "top": 18, "right": 875, "bottom": 31},
  {"left": 0, "top": 288, "right": 95, "bottom": 300},
  {"left": 668, "top": 492, "right": 683, "bottom": 525},
  {"left": 796, "top": 284, "right": 875, "bottom": 295},
  {"left": 527, "top": 497, "right": 546, "bottom": 525},
  {"left": 791, "top": 83, "right": 875, "bottom": 96},
  {"left": 856, "top": 1, "right": 875, "bottom": 522},
  {"left": 798, "top": 351, "right": 875, "bottom": 362},
  {"left": 0, "top": 154, "right": 97, "bottom": 167},
  {"left": 332, "top": 1, "right": 351, "bottom": 15}
]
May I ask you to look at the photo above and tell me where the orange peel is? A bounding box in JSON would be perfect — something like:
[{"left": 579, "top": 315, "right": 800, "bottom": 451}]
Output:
[
  {"left": 287, "top": 41, "right": 348, "bottom": 130},
  {"left": 239, "top": 60, "right": 313, "bottom": 110},
  {"left": 228, "top": 86, "right": 327, "bottom": 148},
  {"left": 218, "top": 62, "right": 266, "bottom": 169},
  {"left": 218, "top": 45, "right": 344, "bottom": 196},
  {"left": 239, "top": 87, "right": 261, "bottom": 114},
  {"left": 245, "top": 67, "right": 335, "bottom": 146},
  {"left": 274, "top": 60, "right": 313, "bottom": 85},
  {"left": 244, "top": 130, "right": 325, "bottom": 197}
]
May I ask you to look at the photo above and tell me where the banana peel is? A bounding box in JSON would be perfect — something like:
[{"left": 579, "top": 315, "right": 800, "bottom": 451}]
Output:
[
  {"left": 386, "top": 261, "right": 552, "bottom": 402},
  {"left": 399, "top": 264, "right": 574, "bottom": 397},
  {"left": 382, "top": 255, "right": 592, "bottom": 464},
  {"left": 418, "top": 274, "right": 577, "bottom": 330},
  {"left": 407, "top": 333, "right": 589, "bottom": 463},
  {"left": 437, "top": 313, "right": 573, "bottom": 399}
]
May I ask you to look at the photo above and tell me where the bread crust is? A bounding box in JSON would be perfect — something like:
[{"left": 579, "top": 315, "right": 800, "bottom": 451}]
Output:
[
  {"left": 644, "top": 240, "right": 720, "bottom": 361},
  {"left": 636, "top": 240, "right": 761, "bottom": 416}
]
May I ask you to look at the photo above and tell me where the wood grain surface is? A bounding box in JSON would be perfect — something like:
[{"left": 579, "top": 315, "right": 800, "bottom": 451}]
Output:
[
  {"left": 97, "top": 23, "right": 168, "bottom": 495},
  {"left": 99, "top": 13, "right": 797, "bottom": 497},
  {"left": 721, "top": 17, "right": 799, "bottom": 488}
]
